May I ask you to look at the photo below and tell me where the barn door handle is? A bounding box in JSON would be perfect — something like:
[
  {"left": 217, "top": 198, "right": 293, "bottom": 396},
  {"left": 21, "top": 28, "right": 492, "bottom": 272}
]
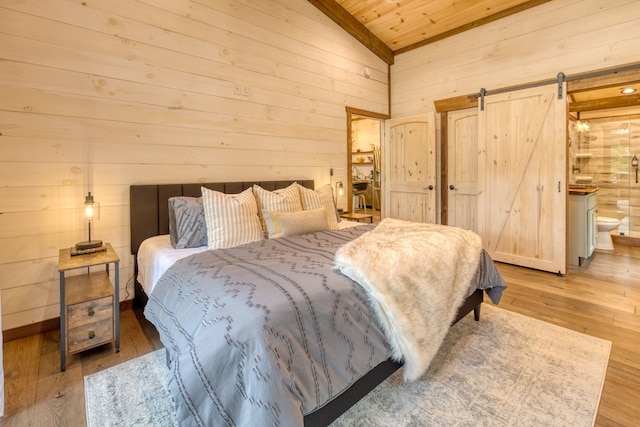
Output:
[{"left": 449, "top": 184, "right": 457, "bottom": 190}]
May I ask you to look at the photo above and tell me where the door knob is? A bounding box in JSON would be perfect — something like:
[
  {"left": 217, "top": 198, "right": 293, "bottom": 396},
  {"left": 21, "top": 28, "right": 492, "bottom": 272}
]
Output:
[
  {"left": 449, "top": 184, "right": 457, "bottom": 190},
  {"left": 423, "top": 185, "right": 435, "bottom": 190}
]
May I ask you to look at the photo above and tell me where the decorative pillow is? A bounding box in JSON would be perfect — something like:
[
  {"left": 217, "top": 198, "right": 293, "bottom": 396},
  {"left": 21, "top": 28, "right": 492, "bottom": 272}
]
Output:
[
  {"left": 201, "top": 187, "right": 263, "bottom": 249},
  {"left": 296, "top": 183, "right": 340, "bottom": 230},
  {"left": 252, "top": 184, "right": 303, "bottom": 237},
  {"left": 262, "top": 208, "right": 329, "bottom": 238},
  {"left": 314, "top": 183, "right": 342, "bottom": 224},
  {"left": 168, "top": 196, "right": 207, "bottom": 249}
]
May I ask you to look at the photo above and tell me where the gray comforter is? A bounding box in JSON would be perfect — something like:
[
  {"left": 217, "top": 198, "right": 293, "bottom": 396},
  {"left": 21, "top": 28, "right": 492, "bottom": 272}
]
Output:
[{"left": 144, "top": 225, "right": 506, "bottom": 426}]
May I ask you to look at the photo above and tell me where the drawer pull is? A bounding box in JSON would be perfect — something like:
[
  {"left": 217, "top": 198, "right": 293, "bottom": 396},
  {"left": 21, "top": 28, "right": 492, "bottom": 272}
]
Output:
[
  {"left": 88, "top": 330, "right": 96, "bottom": 339},
  {"left": 87, "top": 307, "right": 95, "bottom": 317}
]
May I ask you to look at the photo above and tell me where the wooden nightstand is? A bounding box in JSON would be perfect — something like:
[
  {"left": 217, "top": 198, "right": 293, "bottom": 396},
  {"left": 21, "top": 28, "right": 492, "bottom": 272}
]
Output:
[
  {"left": 58, "top": 243, "right": 120, "bottom": 371},
  {"left": 339, "top": 212, "right": 374, "bottom": 223}
]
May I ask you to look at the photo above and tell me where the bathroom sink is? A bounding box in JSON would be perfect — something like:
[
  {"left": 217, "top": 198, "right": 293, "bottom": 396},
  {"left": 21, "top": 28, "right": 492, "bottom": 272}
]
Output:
[{"left": 569, "top": 183, "right": 598, "bottom": 194}]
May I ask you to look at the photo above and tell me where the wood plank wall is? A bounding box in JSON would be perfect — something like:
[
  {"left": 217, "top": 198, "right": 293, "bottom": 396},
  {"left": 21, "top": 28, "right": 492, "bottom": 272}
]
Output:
[
  {"left": 391, "top": 0, "right": 640, "bottom": 116},
  {"left": 0, "top": 0, "right": 389, "bottom": 331}
]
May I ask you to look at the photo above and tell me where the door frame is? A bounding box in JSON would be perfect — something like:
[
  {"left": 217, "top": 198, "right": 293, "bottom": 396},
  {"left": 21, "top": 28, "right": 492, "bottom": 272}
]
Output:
[
  {"left": 346, "top": 107, "right": 389, "bottom": 213},
  {"left": 435, "top": 96, "right": 479, "bottom": 225}
]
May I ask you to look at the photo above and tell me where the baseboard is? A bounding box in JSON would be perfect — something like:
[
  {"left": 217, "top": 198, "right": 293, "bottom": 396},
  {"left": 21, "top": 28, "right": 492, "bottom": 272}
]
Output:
[{"left": 3, "top": 300, "right": 134, "bottom": 343}]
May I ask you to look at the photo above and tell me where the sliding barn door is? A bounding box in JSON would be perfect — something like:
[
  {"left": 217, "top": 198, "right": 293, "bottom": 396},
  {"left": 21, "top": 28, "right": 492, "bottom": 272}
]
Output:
[
  {"left": 384, "top": 114, "right": 437, "bottom": 223},
  {"left": 447, "top": 108, "right": 479, "bottom": 232},
  {"left": 478, "top": 84, "right": 567, "bottom": 274}
]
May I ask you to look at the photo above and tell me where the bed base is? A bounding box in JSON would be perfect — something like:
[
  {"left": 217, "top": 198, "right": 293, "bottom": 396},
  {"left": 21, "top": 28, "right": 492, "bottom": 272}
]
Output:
[{"left": 129, "top": 180, "right": 484, "bottom": 427}]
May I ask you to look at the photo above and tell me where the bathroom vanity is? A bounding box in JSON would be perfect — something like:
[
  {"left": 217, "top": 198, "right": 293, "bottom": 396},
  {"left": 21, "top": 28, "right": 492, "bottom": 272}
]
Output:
[{"left": 568, "top": 189, "right": 598, "bottom": 266}]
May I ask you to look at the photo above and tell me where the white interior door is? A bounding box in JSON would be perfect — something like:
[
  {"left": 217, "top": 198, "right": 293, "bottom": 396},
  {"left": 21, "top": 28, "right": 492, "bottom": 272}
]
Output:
[
  {"left": 478, "top": 84, "right": 567, "bottom": 274},
  {"left": 383, "top": 114, "right": 437, "bottom": 223},
  {"left": 447, "top": 108, "right": 479, "bottom": 232}
]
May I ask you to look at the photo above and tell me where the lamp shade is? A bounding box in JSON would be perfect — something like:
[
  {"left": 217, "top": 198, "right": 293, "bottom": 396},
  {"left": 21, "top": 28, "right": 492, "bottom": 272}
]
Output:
[
  {"left": 75, "top": 192, "right": 103, "bottom": 250},
  {"left": 84, "top": 192, "right": 100, "bottom": 221}
]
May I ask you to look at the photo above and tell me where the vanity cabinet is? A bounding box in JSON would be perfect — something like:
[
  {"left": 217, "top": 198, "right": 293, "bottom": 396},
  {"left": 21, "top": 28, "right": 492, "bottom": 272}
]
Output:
[{"left": 568, "top": 192, "right": 597, "bottom": 266}]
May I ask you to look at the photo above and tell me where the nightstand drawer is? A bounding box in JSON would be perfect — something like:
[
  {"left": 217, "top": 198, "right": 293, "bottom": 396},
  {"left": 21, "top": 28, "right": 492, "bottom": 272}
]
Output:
[
  {"left": 67, "top": 318, "right": 114, "bottom": 354},
  {"left": 67, "top": 296, "right": 113, "bottom": 329}
]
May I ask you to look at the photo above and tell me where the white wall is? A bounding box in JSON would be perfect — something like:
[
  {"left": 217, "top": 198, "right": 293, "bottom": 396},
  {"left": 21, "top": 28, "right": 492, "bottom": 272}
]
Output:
[
  {"left": 391, "top": 0, "right": 640, "bottom": 116},
  {"left": 0, "top": 0, "right": 388, "bottom": 330}
]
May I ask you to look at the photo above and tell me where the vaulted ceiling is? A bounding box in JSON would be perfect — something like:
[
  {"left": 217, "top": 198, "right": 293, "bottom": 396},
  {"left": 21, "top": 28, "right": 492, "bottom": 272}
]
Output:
[
  {"left": 309, "top": 0, "right": 640, "bottom": 112},
  {"left": 308, "top": 0, "right": 553, "bottom": 64}
]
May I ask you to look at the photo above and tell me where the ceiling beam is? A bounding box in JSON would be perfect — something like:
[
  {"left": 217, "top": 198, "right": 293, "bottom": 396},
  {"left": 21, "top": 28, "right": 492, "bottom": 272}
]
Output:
[
  {"left": 308, "top": 0, "right": 394, "bottom": 65},
  {"left": 434, "top": 94, "right": 478, "bottom": 113},
  {"left": 394, "top": 0, "right": 553, "bottom": 56},
  {"left": 569, "top": 94, "right": 640, "bottom": 112},
  {"left": 568, "top": 67, "right": 640, "bottom": 93}
]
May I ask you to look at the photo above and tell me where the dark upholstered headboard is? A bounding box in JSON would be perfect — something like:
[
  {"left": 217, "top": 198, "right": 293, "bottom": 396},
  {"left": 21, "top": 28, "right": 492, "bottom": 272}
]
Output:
[{"left": 129, "top": 180, "right": 314, "bottom": 255}]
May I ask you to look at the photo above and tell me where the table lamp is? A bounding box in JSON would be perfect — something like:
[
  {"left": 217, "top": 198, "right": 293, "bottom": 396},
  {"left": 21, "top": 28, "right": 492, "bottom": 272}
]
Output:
[
  {"left": 334, "top": 181, "right": 344, "bottom": 212},
  {"left": 75, "top": 192, "right": 103, "bottom": 250}
]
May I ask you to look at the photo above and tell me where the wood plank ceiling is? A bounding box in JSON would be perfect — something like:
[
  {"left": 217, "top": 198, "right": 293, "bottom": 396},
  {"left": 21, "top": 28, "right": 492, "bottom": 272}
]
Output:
[{"left": 308, "top": 0, "right": 553, "bottom": 64}]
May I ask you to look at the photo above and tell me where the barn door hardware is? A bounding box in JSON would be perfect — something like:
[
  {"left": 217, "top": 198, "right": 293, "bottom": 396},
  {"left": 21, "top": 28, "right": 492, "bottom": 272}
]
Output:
[
  {"left": 471, "top": 64, "right": 640, "bottom": 111},
  {"left": 557, "top": 72, "right": 565, "bottom": 99}
]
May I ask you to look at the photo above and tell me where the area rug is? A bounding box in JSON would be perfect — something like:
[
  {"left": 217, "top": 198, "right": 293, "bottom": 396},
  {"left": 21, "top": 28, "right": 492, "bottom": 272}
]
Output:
[{"left": 85, "top": 304, "right": 611, "bottom": 426}]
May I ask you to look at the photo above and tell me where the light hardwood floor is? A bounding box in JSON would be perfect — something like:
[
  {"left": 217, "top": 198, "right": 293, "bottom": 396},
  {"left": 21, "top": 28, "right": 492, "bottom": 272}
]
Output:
[{"left": 2, "top": 245, "right": 639, "bottom": 426}]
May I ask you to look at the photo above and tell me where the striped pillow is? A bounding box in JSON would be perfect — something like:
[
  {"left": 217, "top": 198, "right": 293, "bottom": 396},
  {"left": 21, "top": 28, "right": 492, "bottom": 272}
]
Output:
[
  {"left": 296, "top": 183, "right": 340, "bottom": 230},
  {"left": 201, "top": 187, "right": 263, "bottom": 249},
  {"left": 252, "top": 184, "right": 303, "bottom": 238}
]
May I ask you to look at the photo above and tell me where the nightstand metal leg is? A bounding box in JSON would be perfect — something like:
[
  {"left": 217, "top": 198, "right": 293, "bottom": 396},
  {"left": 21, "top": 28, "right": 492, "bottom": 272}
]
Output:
[
  {"left": 115, "top": 261, "right": 120, "bottom": 353},
  {"left": 59, "top": 271, "right": 66, "bottom": 372}
]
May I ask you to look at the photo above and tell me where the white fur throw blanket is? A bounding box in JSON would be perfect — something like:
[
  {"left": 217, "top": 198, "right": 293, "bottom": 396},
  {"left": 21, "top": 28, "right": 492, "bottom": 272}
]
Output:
[{"left": 334, "top": 218, "right": 482, "bottom": 382}]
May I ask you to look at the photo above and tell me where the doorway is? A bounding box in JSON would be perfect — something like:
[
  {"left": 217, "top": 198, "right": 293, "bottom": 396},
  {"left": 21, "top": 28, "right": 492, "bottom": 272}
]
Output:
[
  {"left": 346, "top": 107, "right": 388, "bottom": 220},
  {"left": 567, "top": 68, "right": 640, "bottom": 244}
]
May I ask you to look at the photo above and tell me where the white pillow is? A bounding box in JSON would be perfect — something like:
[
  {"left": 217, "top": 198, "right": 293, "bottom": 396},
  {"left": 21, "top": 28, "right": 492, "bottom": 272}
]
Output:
[
  {"left": 262, "top": 208, "right": 329, "bottom": 238},
  {"left": 252, "top": 184, "right": 303, "bottom": 237},
  {"left": 201, "top": 187, "right": 263, "bottom": 249},
  {"left": 296, "top": 183, "right": 340, "bottom": 230}
]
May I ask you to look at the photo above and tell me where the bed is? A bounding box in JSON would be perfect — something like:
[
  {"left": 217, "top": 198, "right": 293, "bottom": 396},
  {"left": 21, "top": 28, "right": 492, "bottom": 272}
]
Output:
[{"left": 129, "top": 180, "right": 506, "bottom": 427}]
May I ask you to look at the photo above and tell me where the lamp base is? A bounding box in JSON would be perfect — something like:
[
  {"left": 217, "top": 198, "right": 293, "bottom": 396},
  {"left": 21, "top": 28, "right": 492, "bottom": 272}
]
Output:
[{"left": 75, "top": 239, "right": 103, "bottom": 250}]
